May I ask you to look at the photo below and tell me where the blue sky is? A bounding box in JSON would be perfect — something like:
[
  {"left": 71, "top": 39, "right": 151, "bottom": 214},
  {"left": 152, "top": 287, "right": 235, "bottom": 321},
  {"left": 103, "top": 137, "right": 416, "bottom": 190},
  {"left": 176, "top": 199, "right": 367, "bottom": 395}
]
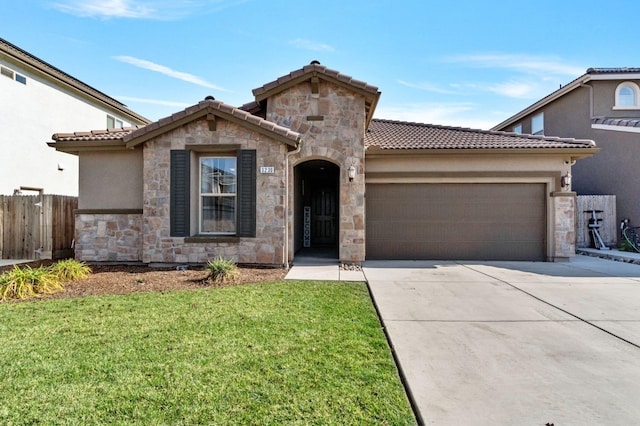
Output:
[{"left": 2, "top": 0, "right": 637, "bottom": 129}]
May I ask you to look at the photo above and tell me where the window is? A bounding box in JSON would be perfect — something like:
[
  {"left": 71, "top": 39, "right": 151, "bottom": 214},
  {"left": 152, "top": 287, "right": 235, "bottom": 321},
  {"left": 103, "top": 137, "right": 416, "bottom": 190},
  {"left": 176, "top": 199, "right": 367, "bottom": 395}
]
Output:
[
  {"left": 532, "top": 113, "right": 544, "bottom": 135},
  {"left": 513, "top": 124, "right": 522, "bottom": 134},
  {"left": 1, "top": 66, "right": 14, "bottom": 79},
  {"left": 15, "top": 74, "right": 26, "bottom": 84},
  {"left": 170, "top": 149, "right": 256, "bottom": 238},
  {"left": 107, "top": 116, "right": 123, "bottom": 129},
  {"left": 200, "top": 157, "right": 237, "bottom": 234},
  {"left": 615, "top": 82, "right": 640, "bottom": 109}
]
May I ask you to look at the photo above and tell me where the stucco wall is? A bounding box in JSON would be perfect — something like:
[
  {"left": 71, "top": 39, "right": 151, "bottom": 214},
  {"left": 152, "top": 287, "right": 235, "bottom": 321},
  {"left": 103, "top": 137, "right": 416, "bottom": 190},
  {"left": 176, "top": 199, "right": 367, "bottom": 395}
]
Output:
[
  {"left": 266, "top": 80, "right": 367, "bottom": 263},
  {"left": 0, "top": 56, "right": 140, "bottom": 196},
  {"left": 78, "top": 150, "right": 143, "bottom": 209}
]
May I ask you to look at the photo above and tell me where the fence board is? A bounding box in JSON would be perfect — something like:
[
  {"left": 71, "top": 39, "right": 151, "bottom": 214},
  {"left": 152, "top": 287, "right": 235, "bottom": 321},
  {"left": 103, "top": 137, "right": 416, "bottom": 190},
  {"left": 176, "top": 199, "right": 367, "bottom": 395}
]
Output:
[
  {"left": 0, "top": 195, "right": 77, "bottom": 260},
  {"left": 576, "top": 195, "right": 617, "bottom": 248}
]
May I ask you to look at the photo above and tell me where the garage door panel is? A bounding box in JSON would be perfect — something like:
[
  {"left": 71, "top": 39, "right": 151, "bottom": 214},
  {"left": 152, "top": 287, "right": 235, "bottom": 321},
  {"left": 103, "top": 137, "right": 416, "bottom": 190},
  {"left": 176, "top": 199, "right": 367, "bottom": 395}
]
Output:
[{"left": 366, "top": 183, "right": 545, "bottom": 260}]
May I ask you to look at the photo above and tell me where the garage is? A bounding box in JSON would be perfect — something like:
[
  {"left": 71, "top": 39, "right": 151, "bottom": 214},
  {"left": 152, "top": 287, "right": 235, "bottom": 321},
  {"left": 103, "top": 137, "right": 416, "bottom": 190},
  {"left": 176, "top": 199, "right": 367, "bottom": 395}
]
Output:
[{"left": 366, "top": 182, "right": 546, "bottom": 261}]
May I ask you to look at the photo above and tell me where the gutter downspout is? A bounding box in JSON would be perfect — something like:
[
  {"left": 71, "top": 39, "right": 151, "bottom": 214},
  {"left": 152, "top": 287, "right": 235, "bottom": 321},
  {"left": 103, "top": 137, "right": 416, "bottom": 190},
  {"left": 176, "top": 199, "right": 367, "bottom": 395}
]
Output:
[{"left": 284, "top": 139, "right": 303, "bottom": 269}]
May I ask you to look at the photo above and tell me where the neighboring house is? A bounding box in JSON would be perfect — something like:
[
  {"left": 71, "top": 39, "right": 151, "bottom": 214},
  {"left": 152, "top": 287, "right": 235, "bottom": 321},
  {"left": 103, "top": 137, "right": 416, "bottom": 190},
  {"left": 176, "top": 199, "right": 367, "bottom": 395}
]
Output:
[
  {"left": 49, "top": 62, "right": 598, "bottom": 265},
  {"left": 0, "top": 37, "right": 150, "bottom": 196},
  {"left": 492, "top": 68, "right": 640, "bottom": 232}
]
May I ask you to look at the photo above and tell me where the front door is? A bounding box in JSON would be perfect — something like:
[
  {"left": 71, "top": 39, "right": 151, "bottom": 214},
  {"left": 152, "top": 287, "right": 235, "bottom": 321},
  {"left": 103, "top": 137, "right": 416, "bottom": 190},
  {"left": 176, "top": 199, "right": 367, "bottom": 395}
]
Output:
[{"left": 311, "top": 186, "right": 336, "bottom": 246}]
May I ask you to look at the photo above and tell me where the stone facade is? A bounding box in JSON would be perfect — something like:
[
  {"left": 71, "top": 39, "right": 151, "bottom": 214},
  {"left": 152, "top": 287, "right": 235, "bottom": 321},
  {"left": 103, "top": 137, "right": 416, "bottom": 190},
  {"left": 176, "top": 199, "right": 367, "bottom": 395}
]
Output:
[
  {"left": 267, "top": 81, "right": 367, "bottom": 263},
  {"left": 142, "top": 117, "right": 289, "bottom": 265},
  {"left": 552, "top": 192, "right": 576, "bottom": 259},
  {"left": 75, "top": 213, "right": 142, "bottom": 262}
]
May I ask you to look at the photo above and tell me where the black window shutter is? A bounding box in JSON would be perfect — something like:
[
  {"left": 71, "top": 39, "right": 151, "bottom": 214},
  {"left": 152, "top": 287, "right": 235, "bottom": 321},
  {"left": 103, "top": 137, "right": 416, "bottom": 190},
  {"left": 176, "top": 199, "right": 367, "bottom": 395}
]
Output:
[
  {"left": 236, "top": 149, "right": 256, "bottom": 237},
  {"left": 170, "top": 150, "right": 190, "bottom": 237}
]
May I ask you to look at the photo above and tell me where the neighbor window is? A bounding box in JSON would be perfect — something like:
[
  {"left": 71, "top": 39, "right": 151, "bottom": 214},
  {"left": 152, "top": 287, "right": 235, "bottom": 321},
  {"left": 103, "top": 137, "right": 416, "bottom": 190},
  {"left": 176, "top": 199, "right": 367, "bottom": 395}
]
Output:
[
  {"left": 1, "top": 66, "right": 14, "bottom": 79},
  {"left": 106, "top": 115, "right": 124, "bottom": 129},
  {"left": 1, "top": 66, "right": 27, "bottom": 84},
  {"left": 199, "top": 157, "right": 237, "bottom": 234},
  {"left": 513, "top": 124, "right": 522, "bottom": 134},
  {"left": 532, "top": 113, "right": 544, "bottom": 135},
  {"left": 615, "top": 82, "right": 640, "bottom": 109}
]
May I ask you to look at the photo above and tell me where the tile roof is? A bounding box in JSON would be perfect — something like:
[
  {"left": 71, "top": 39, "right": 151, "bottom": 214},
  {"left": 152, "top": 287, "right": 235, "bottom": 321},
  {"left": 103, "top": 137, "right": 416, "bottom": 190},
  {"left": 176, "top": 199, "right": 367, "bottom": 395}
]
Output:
[
  {"left": 587, "top": 67, "right": 640, "bottom": 74},
  {"left": 252, "top": 62, "right": 379, "bottom": 98},
  {"left": 592, "top": 117, "right": 640, "bottom": 128},
  {"left": 366, "top": 119, "right": 596, "bottom": 150},
  {"left": 52, "top": 127, "right": 142, "bottom": 142}
]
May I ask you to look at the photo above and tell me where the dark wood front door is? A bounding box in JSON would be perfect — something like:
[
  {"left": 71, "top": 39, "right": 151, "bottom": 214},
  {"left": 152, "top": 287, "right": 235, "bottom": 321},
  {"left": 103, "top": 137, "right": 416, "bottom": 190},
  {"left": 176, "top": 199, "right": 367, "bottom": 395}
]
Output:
[{"left": 311, "top": 187, "right": 336, "bottom": 246}]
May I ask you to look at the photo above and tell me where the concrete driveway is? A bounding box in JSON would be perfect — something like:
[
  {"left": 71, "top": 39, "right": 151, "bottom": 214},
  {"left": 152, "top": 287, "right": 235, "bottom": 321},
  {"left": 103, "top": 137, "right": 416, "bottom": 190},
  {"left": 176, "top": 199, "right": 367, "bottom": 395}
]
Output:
[{"left": 363, "top": 255, "right": 640, "bottom": 425}]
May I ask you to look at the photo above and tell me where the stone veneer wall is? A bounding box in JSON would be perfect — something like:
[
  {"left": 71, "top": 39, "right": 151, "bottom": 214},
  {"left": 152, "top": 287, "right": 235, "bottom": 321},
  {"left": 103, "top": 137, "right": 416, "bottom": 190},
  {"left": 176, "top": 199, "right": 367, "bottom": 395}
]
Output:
[
  {"left": 552, "top": 192, "right": 576, "bottom": 259},
  {"left": 267, "top": 80, "right": 367, "bottom": 263},
  {"left": 75, "top": 213, "right": 142, "bottom": 262},
  {"left": 142, "top": 118, "right": 289, "bottom": 265}
]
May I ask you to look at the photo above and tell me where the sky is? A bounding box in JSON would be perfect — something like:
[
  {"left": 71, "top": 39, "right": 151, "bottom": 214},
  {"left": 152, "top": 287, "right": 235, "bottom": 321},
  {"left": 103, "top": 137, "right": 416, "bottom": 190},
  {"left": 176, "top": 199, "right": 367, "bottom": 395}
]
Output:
[{"left": 2, "top": 0, "right": 637, "bottom": 130}]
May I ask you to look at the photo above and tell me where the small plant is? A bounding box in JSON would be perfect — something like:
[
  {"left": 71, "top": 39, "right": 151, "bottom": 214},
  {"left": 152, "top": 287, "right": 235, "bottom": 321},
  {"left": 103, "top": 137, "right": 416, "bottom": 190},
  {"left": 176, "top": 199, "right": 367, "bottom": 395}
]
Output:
[
  {"left": 205, "top": 257, "right": 239, "bottom": 284},
  {"left": 48, "top": 259, "right": 91, "bottom": 282},
  {"left": 0, "top": 265, "right": 61, "bottom": 301}
]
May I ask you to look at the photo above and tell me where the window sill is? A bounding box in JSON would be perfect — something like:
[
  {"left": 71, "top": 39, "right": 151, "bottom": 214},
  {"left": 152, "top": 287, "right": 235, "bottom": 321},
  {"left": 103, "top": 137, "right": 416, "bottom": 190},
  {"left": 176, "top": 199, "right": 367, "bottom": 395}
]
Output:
[
  {"left": 613, "top": 106, "right": 640, "bottom": 110},
  {"left": 184, "top": 236, "right": 240, "bottom": 243}
]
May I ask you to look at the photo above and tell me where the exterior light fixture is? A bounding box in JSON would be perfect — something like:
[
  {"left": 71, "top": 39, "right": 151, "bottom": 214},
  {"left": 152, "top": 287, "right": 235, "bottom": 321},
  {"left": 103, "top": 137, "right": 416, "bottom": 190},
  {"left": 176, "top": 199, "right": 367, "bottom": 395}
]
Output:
[
  {"left": 348, "top": 165, "right": 356, "bottom": 182},
  {"left": 561, "top": 172, "right": 571, "bottom": 189}
]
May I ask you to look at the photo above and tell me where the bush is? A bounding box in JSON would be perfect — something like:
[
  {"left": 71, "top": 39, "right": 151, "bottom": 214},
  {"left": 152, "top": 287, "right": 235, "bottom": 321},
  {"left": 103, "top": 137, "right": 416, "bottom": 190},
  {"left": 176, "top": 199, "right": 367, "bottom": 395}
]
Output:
[
  {"left": 0, "top": 259, "right": 91, "bottom": 301},
  {"left": 48, "top": 259, "right": 91, "bottom": 282},
  {"left": 0, "top": 265, "right": 61, "bottom": 301},
  {"left": 205, "top": 257, "right": 240, "bottom": 284}
]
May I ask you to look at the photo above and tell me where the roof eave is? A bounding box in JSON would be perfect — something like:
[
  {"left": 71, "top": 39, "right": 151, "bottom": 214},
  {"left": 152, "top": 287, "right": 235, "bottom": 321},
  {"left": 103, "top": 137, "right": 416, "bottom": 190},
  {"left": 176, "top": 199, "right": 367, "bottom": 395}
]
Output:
[
  {"left": 47, "top": 140, "right": 128, "bottom": 155},
  {"left": 365, "top": 147, "right": 600, "bottom": 158}
]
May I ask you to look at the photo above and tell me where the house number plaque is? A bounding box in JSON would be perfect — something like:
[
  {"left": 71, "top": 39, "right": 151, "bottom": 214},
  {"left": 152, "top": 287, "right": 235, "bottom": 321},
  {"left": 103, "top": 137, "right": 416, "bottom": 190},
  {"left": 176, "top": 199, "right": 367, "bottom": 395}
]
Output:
[{"left": 260, "top": 166, "right": 275, "bottom": 174}]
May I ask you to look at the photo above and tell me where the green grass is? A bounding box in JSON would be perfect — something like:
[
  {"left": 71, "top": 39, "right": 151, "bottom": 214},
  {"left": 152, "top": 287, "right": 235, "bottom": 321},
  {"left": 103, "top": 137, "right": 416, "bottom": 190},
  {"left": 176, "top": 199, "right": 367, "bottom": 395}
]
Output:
[{"left": 0, "top": 280, "right": 416, "bottom": 425}]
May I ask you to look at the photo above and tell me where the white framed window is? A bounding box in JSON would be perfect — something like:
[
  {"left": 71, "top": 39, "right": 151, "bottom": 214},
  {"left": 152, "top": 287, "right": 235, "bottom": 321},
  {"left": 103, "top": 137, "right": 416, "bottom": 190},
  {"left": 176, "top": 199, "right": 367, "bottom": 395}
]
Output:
[
  {"left": 614, "top": 82, "right": 640, "bottom": 109},
  {"left": 106, "top": 115, "right": 124, "bottom": 129},
  {"left": 513, "top": 124, "right": 522, "bottom": 134},
  {"left": 199, "top": 157, "right": 237, "bottom": 234},
  {"left": 532, "top": 113, "right": 544, "bottom": 135}
]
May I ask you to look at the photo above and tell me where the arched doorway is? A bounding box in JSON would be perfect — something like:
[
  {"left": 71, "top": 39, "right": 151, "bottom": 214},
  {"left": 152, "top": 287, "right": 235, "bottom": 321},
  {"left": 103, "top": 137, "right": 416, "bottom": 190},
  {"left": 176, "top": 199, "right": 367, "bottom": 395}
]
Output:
[{"left": 293, "top": 160, "right": 340, "bottom": 257}]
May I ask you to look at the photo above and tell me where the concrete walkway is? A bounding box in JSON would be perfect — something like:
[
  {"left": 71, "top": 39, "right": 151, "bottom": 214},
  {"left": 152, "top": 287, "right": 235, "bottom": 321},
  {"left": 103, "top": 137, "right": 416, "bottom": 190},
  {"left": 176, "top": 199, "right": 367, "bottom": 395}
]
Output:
[
  {"left": 284, "top": 251, "right": 366, "bottom": 282},
  {"left": 364, "top": 255, "right": 640, "bottom": 425},
  {"left": 0, "top": 259, "right": 32, "bottom": 267}
]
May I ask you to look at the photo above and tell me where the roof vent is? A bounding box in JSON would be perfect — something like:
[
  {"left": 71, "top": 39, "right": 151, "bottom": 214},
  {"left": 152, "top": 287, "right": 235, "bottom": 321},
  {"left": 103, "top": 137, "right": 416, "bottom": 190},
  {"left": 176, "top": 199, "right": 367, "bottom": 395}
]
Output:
[
  {"left": 310, "top": 60, "right": 320, "bottom": 65},
  {"left": 204, "top": 95, "right": 215, "bottom": 101}
]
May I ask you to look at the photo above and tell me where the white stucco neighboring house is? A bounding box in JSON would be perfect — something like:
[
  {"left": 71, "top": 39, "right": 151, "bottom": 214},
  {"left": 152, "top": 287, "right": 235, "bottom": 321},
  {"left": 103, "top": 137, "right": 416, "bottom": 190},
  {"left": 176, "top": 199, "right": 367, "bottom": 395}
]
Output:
[{"left": 0, "top": 37, "right": 149, "bottom": 196}]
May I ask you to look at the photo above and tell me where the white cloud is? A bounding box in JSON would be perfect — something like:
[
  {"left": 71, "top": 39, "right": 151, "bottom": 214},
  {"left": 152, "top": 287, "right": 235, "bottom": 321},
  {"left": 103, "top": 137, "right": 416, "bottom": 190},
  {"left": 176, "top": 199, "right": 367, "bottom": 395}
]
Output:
[
  {"left": 51, "top": 0, "right": 245, "bottom": 20},
  {"left": 397, "top": 80, "right": 457, "bottom": 95},
  {"left": 445, "top": 53, "right": 585, "bottom": 78},
  {"left": 116, "top": 96, "right": 192, "bottom": 108},
  {"left": 374, "top": 102, "right": 497, "bottom": 130},
  {"left": 289, "top": 38, "right": 335, "bottom": 52},
  {"left": 114, "top": 56, "right": 228, "bottom": 91}
]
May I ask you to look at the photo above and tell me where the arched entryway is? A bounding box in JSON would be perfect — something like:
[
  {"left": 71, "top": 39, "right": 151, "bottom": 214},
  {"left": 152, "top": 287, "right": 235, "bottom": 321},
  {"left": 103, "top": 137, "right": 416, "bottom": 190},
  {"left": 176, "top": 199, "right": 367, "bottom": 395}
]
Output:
[{"left": 293, "top": 160, "right": 340, "bottom": 257}]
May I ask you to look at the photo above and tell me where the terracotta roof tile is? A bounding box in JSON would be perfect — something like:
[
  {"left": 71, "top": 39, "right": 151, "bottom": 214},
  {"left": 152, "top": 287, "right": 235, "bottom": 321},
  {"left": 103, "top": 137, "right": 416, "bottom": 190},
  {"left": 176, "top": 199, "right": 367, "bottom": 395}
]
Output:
[
  {"left": 252, "top": 63, "right": 379, "bottom": 97},
  {"left": 592, "top": 117, "right": 640, "bottom": 128},
  {"left": 52, "top": 126, "right": 141, "bottom": 142},
  {"left": 365, "top": 119, "right": 596, "bottom": 150}
]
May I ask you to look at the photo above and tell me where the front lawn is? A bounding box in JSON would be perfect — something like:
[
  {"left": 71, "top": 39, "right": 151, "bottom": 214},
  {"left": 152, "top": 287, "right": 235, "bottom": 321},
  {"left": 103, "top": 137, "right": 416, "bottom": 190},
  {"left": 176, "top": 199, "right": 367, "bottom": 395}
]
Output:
[{"left": 0, "top": 280, "right": 416, "bottom": 425}]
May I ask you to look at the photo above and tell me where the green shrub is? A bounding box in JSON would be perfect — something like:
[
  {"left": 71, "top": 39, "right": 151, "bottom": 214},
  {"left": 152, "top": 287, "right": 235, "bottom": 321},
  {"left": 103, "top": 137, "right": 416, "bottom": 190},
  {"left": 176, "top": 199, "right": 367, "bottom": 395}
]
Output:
[
  {"left": 205, "top": 257, "right": 240, "bottom": 284},
  {"left": 48, "top": 259, "right": 91, "bottom": 282}
]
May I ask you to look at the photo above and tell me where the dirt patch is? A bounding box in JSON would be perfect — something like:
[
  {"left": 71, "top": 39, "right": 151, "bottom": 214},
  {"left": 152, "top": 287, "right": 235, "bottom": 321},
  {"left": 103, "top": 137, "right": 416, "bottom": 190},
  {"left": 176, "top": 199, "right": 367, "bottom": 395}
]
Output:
[{"left": 1, "top": 261, "right": 288, "bottom": 302}]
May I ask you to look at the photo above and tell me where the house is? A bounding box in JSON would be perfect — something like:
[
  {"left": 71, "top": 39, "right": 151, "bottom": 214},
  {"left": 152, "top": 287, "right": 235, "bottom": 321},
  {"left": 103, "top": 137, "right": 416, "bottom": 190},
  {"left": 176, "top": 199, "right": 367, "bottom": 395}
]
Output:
[
  {"left": 0, "top": 37, "right": 149, "bottom": 196},
  {"left": 48, "top": 62, "right": 598, "bottom": 265},
  {"left": 492, "top": 68, "right": 640, "bottom": 234}
]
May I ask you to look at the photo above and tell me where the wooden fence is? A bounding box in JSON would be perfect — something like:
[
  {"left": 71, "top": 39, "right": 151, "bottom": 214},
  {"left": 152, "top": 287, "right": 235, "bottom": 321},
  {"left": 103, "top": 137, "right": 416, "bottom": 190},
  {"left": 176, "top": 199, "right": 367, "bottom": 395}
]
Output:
[
  {"left": 576, "top": 195, "right": 617, "bottom": 248},
  {"left": 0, "top": 195, "right": 77, "bottom": 260}
]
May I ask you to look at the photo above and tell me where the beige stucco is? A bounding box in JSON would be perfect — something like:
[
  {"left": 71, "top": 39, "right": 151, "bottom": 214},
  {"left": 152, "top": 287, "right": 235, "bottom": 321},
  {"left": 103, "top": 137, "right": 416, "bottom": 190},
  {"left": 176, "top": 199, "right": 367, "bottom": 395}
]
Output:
[{"left": 78, "top": 149, "right": 143, "bottom": 209}]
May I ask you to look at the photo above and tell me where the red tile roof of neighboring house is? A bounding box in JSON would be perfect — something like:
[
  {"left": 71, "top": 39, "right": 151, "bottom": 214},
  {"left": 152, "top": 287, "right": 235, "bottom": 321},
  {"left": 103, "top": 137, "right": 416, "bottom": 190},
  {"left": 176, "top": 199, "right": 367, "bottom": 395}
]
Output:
[
  {"left": 365, "top": 119, "right": 596, "bottom": 150},
  {"left": 52, "top": 127, "right": 142, "bottom": 142},
  {"left": 592, "top": 117, "right": 640, "bottom": 129}
]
